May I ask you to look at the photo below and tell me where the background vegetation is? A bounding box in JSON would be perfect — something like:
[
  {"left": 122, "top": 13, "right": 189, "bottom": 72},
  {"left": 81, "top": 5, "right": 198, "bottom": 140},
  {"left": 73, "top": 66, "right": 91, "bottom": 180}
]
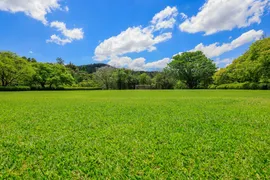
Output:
[{"left": 0, "top": 38, "right": 269, "bottom": 90}]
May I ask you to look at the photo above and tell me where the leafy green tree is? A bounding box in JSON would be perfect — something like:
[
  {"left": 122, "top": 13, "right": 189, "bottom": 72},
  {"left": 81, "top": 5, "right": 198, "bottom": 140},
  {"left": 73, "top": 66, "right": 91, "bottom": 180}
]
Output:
[
  {"left": 214, "top": 37, "right": 270, "bottom": 85},
  {"left": 56, "top": 57, "right": 65, "bottom": 65},
  {"left": 126, "top": 71, "right": 138, "bottom": 89},
  {"left": 0, "top": 52, "right": 34, "bottom": 86},
  {"left": 113, "top": 69, "right": 128, "bottom": 90},
  {"left": 139, "top": 73, "right": 151, "bottom": 85},
  {"left": 94, "top": 66, "right": 115, "bottom": 89},
  {"left": 32, "top": 63, "right": 74, "bottom": 88},
  {"left": 153, "top": 70, "right": 175, "bottom": 89},
  {"left": 32, "top": 63, "right": 53, "bottom": 88},
  {"left": 47, "top": 64, "right": 74, "bottom": 88},
  {"left": 168, "top": 51, "right": 217, "bottom": 89}
]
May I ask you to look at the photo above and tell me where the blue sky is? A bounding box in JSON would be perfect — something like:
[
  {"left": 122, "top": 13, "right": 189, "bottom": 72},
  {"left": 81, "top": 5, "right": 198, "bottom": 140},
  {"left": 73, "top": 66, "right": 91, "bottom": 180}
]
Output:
[{"left": 0, "top": 0, "right": 269, "bottom": 70}]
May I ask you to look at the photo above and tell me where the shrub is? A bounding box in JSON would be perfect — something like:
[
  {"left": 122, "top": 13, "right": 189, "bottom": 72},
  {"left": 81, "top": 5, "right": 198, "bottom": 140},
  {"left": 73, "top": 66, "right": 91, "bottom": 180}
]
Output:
[
  {"left": 63, "top": 87, "right": 102, "bottom": 90},
  {"left": 174, "top": 81, "right": 188, "bottom": 89},
  {"left": 216, "top": 83, "right": 270, "bottom": 90},
  {"left": 0, "top": 86, "right": 31, "bottom": 91},
  {"left": 208, "top": 84, "right": 217, "bottom": 89}
]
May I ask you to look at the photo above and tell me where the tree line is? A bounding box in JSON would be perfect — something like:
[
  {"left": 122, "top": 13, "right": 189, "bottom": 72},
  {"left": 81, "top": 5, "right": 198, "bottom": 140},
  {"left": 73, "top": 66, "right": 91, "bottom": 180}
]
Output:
[{"left": 0, "top": 37, "right": 269, "bottom": 90}]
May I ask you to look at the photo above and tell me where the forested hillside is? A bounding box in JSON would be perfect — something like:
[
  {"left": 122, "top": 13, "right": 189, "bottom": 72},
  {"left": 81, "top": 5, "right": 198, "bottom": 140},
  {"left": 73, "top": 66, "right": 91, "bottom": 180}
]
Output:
[{"left": 213, "top": 37, "right": 270, "bottom": 89}]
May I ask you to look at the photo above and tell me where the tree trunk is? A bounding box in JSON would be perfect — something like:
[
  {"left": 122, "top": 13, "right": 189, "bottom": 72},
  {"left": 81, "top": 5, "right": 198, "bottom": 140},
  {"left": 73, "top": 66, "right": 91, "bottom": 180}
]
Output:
[{"left": 41, "top": 82, "right": 45, "bottom": 88}]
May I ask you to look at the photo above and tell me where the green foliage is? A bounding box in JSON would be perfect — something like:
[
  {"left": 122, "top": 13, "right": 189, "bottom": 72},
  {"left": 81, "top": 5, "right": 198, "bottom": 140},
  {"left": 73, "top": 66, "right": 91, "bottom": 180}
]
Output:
[
  {"left": 56, "top": 57, "right": 65, "bottom": 65},
  {"left": 139, "top": 73, "right": 151, "bottom": 85},
  {"left": 0, "top": 91, "right": 270, "bottom": 178},
  {"left": 32, "top": 63, "right": 74, "bottom": 88},
  {"left": 63, "top": 87, "right": 102, "bottom": 90},
  {"left": 78, "top": 63, "right": 109, "bottom": 74},
  {"left": 214, "top": 38, "right": 270, "bottom": 85},
  {"left": 0, "top": 51, "right": 35, "bottom": 86},
  {"left": 153, "top": 70, "right": 175, "bottom": 89},
  {"left": 215, "top": 82, "right": 270, "bottom": 90},
  {"left": 168, "top": 51, "right": 217, "bottom": 89},
  {"left": 0, "top": 86, "right": 31, "bottom": 91},
  {"left": 174, "top": 80, "right": 188, "bottom": 89},
  {"left": 93, "top": 66, "right": 115, "bottom": 89}
]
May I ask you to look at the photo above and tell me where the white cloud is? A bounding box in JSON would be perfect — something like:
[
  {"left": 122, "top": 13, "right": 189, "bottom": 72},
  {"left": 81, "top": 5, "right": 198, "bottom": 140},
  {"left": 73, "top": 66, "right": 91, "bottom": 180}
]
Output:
[
  {"left": 29, "top": 51, "right": 33, "bottom": 54},
  {"left": 180, "top": 13, "right": 188, "bottom": 20},
  {"left": 191, "top": 29, "right": 263, "bottom": 58},
  {"left": 128, "top": 57, "right": 147, "bottom": 71},
  {"left": 0, "top": 0, "right": 63, "bottom": 25},
  {"left": 107, "top": 56, "right": 132, "bottom": 68},
  {"left": 151, "top": 6, "right": 178, "bottom": 31},
  {"left": 179, "top": 0, "right": 268, "bottom": 35},
  {"left": 215, "top": 58, "right": 233, "bottom": 67},
  {"left": 94, "top": 27, "right": 172, "bottom": 61},
  {"left": 145, "top": 58, "right": 172, "bottom": 70},
  {"left": 94, "top": 6, "right": 176, "bottom": 61},
  {"left": 47, "top": 21, "right": 84, "bottom": 45},
  {"left": 46, "top": 35, "right": 72, "bottom": 45},
  {"left": 50, "top": 21, "right": 84, "bottom": 40},
  {"left": 0, "top": 0, "right": 83, "bottom": 45},
  {"left": 107, "top": 56, "right": 171, "bottom": 71}
]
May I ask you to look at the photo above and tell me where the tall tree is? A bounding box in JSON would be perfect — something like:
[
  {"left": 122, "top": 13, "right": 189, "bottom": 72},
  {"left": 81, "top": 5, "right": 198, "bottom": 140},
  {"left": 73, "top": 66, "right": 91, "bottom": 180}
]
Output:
[
  {"left": 168, "top": 51, "right": 217, "bottom": 89},
  {"left": 56, "top": 57, "right": 65, "bottom": 65},
  {"left": 113, "top": 69, "right": 127, "bottom": 90},
  {"left": 0, "top": 52, "right": 34, "bottom": 86},
  {"left": 153, "top": 70, "right": 175, "bottom": 89},
  {"left": 214, "top": 37, "right": 270, "bottom": 85},
  {"left": 94, "top": 66, "right": 115, "bottom": 89},
  {"left": 32, "top": 63, "right": 74, "bottom": 88},
  {"left": 139, "top": 73, "right": 151, "bottom": 85}
]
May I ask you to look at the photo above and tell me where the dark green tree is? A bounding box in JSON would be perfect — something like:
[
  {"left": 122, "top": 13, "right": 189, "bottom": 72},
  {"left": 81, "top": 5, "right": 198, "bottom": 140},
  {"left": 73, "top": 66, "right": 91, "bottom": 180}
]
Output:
[
  {"left": 168, "top": 51, "right": 216, "bottom": 89},
  {"left": 56, "top": 57, "right": 65, "bottom": 65}
]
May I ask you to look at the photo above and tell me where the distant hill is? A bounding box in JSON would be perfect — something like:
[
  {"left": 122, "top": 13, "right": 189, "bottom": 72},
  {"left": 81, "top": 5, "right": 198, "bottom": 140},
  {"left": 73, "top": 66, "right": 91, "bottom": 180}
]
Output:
[
  {"left": 78, "top": 63, "right": 110, "bottom": 74},
  {"left": 77, "top": 63, "right": 158, "bottom": 75}
]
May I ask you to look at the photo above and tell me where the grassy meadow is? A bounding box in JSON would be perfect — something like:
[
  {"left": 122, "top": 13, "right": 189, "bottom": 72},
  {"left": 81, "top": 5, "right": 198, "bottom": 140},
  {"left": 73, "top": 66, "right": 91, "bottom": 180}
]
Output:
[{"left": 0, "top": 90, "right": 270, "bottom": 179}]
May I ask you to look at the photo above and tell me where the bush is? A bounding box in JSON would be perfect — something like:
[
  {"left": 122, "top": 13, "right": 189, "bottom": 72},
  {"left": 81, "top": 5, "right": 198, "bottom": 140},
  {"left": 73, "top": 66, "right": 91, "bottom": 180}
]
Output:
[
  {"left": 0, "top": 86, "right": 31, "bottom": 91},
  {"left": 215, "top": 83, "right": 270, "bottom": 90},
  {"left": 30, "top": 86, "right": 65, "bottom": 91},
  {"left": 0, "top": 86, "right": 102, "bottom": 91},
  {"left": 63, "top": 87, "right": 102, "bottom": 90},
  {"left": 174, "top": 81, "right": 188, "bottom": 89},
  {"left": 31, "top": 86, "right": 102, "bottom": 91},
  {"left": 208, "top": 84, "right": 217, "bottom": 89}
]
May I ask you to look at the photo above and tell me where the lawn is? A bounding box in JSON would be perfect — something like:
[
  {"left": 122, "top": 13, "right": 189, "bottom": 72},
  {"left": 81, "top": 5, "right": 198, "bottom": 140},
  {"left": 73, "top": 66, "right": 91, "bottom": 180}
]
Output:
[{"left": 0, "top": 90, "right": 270, "bottom": 179}]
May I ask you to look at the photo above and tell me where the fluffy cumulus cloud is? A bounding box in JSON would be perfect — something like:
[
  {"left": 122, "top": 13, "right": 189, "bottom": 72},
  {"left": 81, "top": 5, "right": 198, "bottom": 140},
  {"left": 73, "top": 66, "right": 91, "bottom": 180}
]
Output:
[
  {"left": 144, "top": 58, "right": 171, "bottom": 70},
  {"left": 94, "top": 27, "right": 172, "bottom": 61},
  {"left": 215, "top": 58, "right": 233, "bottom": 67},
  {"left": 46, "top": 21, "right": 84, "bottom": 45},
  {"left": 107, "top": 56, "right": 171, "bottom": 71},
  {"left": 180, "top": 0, "right": 268, "bottom": 35},
  {"left": 0, "top": 0, "right": 84, "bottom": 45},
  {"left": 151, "top": 6, "right": 178, "bottom": 31},
  {"left": 94, "top": 6, "right": 177, "bottom": 69},
  {"left": 191, "top": 29, "right": 264, "bottom": 58},
  {"left": 0, "top": 0, "right": 62, "bottom": 25}
]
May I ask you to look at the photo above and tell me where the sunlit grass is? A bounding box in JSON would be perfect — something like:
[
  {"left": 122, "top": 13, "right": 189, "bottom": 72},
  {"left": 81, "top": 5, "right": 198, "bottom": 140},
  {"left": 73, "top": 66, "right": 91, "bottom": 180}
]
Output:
[{"left": 0, "top": 90, "right": 270, "bottom": 178}]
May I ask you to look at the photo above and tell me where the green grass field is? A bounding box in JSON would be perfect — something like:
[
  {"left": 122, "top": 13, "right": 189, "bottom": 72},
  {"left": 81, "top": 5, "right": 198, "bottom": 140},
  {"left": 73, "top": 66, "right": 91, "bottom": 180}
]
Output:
[{"left": 0, "top": 90, "right": 270, "bottom": 179}]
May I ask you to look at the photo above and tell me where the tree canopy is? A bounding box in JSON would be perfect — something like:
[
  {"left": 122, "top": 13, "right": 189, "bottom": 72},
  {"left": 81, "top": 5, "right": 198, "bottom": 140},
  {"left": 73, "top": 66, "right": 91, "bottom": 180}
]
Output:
[
  {"left": 214, "top": 38, "right": 270, "bottom": 85},
  {"left": 168, "top": 51, "right": 217, "bottom": 89},
  {"left": 0, "top": 37, "right": 269, "bottom": 90}
]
